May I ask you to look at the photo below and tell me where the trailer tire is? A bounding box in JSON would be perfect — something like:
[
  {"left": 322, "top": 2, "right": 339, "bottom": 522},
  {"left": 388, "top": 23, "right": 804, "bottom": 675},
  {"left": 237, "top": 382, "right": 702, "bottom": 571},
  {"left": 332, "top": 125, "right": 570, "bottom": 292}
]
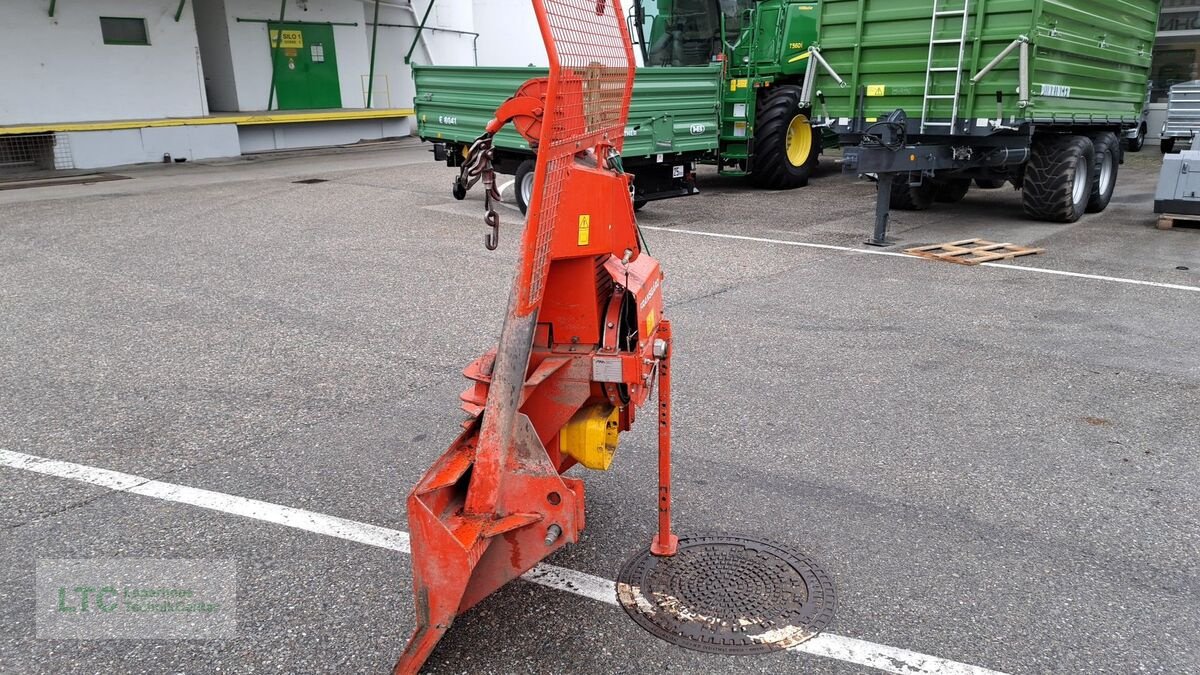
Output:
[
  {"left": 750, "top": 86, "right": 818, "bottom": 190},
  {"left": 1022, "top": 135, "right": 1095, "bottom": 223},
  {"left": 515, "top": 159, "right": 536, "bottom": 215},
  {"left": 1125, "top": 123, "right": 1146, "bottom": 153},
  {"left": 1162, "top": 138, "right": 1176, "bottom": 154},
  {"left": 1087, "top": 132, "right": 1120, "bottom": 214},
  {"left": 634, "top": 199, "right": 647, "bottom": 212},
  {"left": 888, "top": 173, "right": 936, "bottom": 211},
  {"left": 934, "top": 179, "right": 971, "bottom": 203},
  {"left": 975, "top": 178, "right": 1008, "bottom": 189}
]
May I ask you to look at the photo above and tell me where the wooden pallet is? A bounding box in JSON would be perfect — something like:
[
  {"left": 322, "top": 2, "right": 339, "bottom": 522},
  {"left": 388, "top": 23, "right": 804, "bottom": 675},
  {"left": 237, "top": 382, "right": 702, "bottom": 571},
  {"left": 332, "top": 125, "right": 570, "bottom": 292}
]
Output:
[
  {"left": 904, "top": 239, "right": 1045, "bottom": 266},
  {"left": 1156, "top": 213, "right": 1200, "bottom": 230}
]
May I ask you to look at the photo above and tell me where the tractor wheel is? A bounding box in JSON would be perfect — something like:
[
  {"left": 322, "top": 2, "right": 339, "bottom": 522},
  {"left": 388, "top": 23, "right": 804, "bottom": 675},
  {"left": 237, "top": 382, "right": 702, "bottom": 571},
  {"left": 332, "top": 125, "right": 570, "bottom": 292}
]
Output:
[
  {"left": 1022, "top": 135, "right": 1095, "bottom": 223},
  {"left": 750, "top": 85, "right": 818, "bottom": 190},
  {"left": 934, "top": 178, "right": 971, "bottom": 203},
  {"left": 1162, "top": 138, "right": 1176, "bottom": 154},
  {"left": 887, "top": 173, "right": 936, "bottom": 211},
  {"left": 975, "top": 178, "right": 1008, "bottom": 189},
  {"left": 1087, "top": 132, "right": 1120, "bottom": 214},
  {"left": 1125, "top": 123, "right": 1146, "bottom": 153},
  {"left": 515, "top": 158, "right": 536, "bottom": 215}
]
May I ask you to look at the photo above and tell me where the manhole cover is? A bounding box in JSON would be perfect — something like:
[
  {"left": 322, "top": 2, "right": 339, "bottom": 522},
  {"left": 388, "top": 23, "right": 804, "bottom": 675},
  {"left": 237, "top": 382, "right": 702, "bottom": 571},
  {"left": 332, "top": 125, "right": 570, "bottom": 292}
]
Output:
[{"left": 616, "top": 535, "right": 835, "bottom": 655}]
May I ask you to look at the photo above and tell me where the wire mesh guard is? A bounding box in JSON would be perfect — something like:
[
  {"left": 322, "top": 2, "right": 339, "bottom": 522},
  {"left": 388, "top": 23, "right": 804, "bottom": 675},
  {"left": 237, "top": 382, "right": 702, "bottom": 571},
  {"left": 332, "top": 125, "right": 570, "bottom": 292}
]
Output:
[
  {"left": 521, "top": 0, "right": 635, "bottom": 313},
  {"left": 541, "top": 0, "right": 634, "bottom": 151},
  {"left": 0, "top": 133, "right": 73, "bottom": 172}
]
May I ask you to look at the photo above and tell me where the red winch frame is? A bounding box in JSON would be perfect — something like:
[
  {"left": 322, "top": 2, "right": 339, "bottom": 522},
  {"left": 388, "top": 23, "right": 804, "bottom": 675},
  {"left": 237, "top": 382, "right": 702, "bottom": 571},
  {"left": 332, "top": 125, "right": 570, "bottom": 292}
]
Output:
[{"left": 394, "top": 1, "right": 677, "bottom": 672}]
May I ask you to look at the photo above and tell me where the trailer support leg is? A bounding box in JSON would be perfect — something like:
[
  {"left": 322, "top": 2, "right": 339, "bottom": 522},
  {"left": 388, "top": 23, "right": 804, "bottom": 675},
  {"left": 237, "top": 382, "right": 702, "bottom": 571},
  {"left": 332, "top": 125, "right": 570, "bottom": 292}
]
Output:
[{"left": 867, "top": 173, "right": 895, "bottom": 247}]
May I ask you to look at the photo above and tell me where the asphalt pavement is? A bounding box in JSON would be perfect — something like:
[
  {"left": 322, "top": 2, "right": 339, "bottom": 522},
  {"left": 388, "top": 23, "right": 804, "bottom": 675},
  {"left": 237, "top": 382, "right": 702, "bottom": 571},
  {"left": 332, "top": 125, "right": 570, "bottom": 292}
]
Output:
[{"left": 0, "top": 141, "right": 1197, "bottom": 674}]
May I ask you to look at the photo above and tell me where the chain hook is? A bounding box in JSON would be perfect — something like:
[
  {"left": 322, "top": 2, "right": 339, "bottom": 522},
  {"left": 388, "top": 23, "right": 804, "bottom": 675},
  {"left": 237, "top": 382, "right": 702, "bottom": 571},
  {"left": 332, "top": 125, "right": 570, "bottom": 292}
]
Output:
[{"left": 484, "top": 210, "right": 500, "bottom": 250}]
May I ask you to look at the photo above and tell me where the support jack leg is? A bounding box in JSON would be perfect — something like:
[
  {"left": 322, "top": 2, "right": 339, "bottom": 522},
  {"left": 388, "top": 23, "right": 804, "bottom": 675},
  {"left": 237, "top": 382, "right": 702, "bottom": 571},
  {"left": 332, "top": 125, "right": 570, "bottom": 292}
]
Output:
[
  {"left": 867, "top": 173, "right": 896, "bottom": 248},
  {"left": 651, "top": 320, "right": 678, "bottom": 557}
]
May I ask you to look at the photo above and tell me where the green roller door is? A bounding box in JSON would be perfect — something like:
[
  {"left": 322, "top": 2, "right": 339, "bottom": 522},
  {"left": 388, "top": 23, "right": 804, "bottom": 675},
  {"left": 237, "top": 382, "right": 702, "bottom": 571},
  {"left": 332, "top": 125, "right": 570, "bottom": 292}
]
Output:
[{"left": 270, "top": 23, "right": 342, "bottom": 110}]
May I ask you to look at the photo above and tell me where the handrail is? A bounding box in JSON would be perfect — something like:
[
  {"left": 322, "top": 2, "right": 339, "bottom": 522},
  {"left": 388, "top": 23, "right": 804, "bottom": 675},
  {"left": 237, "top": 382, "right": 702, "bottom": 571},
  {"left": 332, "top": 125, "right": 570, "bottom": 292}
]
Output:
[{"left": 368, "top": 22, "right": 480, "bottom": 66}]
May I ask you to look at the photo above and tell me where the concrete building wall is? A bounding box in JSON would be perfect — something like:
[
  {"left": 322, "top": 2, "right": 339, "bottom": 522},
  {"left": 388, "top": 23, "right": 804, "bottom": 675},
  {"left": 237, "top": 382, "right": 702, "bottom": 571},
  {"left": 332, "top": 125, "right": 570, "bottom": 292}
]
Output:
[
  {"left": 361, "top": 4, "right": 423, "bottom": 111},
  {"left": 359, "top": 0, "right": 479, "bottom": 110},
  {"left": 0, "top": 0, "right": 208, "bottom": 125},
  {"left": 193, "top": 0, "right": 240, "bottom": 112},
  {"left": 219, "top": 0, "right": 373, "bottom": 111},
  {"left": 473, "top": 0, "right": 545, "bottom": 67},
  {"left": 238, "top": 117, "right": 410, "bottom": 153},
  {"left": 63, "top": 124, "right": 242, "bottom": 169}
]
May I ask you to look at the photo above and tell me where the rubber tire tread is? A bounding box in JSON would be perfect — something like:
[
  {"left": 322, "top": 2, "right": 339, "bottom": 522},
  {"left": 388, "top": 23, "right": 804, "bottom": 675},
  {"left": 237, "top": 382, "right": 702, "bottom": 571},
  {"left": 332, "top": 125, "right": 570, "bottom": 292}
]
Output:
[
  {"left": 1125, "top": 124, "right": 1145, "bottom": 153},
  {"left": 750, "top": 85, "right": 816, "bottom": 190},
  {"left": 1087, "top": 132, "right": 1119, "bottom": 214},
  {"left": 514, "top": 158, "right": 536, "bottom": 215},
  {"left": 888, "top": 173, "right": 935, "bottom": 211},
  {"left": 1022, "top": 135, "right": 1095, "bottom": 223}
]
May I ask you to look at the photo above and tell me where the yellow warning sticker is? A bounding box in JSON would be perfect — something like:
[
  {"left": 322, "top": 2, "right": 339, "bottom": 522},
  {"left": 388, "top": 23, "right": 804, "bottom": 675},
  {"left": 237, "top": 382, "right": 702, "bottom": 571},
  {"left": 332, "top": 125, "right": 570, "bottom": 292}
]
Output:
[
  {"left": 646, "top": 309, "right": 657, "bottom": 334},
  {"left": 578, "top": 214, "right": 590, "bottom": 246},
  {"left": 270, "top": 29, "right": 304, "bottom": 49},
  {"left": 866, "top": 85, "right": 887, "bottom": 97}
]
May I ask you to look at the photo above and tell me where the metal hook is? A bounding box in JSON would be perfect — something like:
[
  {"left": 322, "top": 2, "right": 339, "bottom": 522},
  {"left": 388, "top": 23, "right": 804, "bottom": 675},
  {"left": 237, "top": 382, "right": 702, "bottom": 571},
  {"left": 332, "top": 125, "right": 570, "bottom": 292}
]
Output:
[{"left": 484, "top": 210, "right": 500, "bottom": 251}]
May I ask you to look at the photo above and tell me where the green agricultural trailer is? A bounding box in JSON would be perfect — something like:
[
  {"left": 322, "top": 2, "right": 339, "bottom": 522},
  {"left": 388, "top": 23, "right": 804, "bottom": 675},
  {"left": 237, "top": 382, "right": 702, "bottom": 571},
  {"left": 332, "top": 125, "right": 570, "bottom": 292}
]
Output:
[
  {"left": 415, "top": 0, "right": 838, "bottom": 212},
  {"left": 805, "top": 0, "right": 1160, "bottom": 245},
  {"left": 416, "top": 64, "right": 722, "bottom": 212}
]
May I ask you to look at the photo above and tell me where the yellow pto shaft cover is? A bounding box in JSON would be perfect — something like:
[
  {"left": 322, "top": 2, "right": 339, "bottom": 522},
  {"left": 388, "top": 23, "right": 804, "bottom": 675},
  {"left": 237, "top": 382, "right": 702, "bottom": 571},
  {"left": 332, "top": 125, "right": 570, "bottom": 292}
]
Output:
[{"left": 560, "top": 404, "right": 620, "bottom": 471}]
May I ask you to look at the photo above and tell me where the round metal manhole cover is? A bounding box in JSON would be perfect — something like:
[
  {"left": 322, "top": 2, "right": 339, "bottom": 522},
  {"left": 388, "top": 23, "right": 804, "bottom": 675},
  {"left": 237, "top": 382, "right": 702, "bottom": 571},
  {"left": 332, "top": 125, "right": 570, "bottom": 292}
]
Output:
[{"left": 615, "top": 535, "right": 836, "bottom": 655}]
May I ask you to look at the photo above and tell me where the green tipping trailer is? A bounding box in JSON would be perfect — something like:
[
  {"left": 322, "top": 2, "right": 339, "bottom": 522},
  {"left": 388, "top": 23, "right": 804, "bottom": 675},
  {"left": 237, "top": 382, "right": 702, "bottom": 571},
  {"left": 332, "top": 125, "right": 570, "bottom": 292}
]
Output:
[
  {"left": 415, "top": 1, "right": 847, "bottom": 213},
  {"left": 804, "top": 0, "right": 1160, "bottom": 244},
  {"left": 416, "top": 64, "right": 722, "bottom": 212}
]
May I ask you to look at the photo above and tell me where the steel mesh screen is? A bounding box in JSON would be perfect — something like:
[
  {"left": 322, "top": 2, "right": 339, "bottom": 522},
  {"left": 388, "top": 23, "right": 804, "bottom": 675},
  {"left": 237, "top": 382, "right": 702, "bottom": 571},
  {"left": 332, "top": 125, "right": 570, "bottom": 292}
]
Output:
[
  {"left": 541, "top": 0, "right": 633, "bottom": 150},
  {"left": 0, "top": 133, "right": 73, "bottom": 171},
  {"left": 521, "top": 0, "right": 634, "bottom": 312}
]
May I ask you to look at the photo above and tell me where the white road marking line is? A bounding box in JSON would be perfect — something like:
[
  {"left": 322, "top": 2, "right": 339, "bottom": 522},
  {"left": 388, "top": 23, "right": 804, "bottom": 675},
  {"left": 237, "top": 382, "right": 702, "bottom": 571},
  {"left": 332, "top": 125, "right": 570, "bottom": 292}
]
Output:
[
  {"left": 0, "top": 449, "right": 410, "bottom": 553},
  {"left": 497, "top": 179, "right": 522, "bottom": 213},
  {"left": 0, "top": 449, "right": 1006, "bottom": 675},
  {"left": 640, "top": 226, "right": 1200, "bottom": 293}
]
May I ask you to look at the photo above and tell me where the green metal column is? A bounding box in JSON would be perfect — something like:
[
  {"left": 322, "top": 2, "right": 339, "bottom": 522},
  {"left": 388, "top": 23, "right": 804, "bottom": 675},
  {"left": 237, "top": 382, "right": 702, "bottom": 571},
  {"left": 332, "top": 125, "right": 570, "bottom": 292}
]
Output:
[
  {"left": 406, "top": 0, "right": 437, "bottom": 65},
  {"left": 367, "top": 0, "right": 381, "bottom": 108},
  {"left": 266, "top": 0, "right": 287, "bottom": 111}
]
